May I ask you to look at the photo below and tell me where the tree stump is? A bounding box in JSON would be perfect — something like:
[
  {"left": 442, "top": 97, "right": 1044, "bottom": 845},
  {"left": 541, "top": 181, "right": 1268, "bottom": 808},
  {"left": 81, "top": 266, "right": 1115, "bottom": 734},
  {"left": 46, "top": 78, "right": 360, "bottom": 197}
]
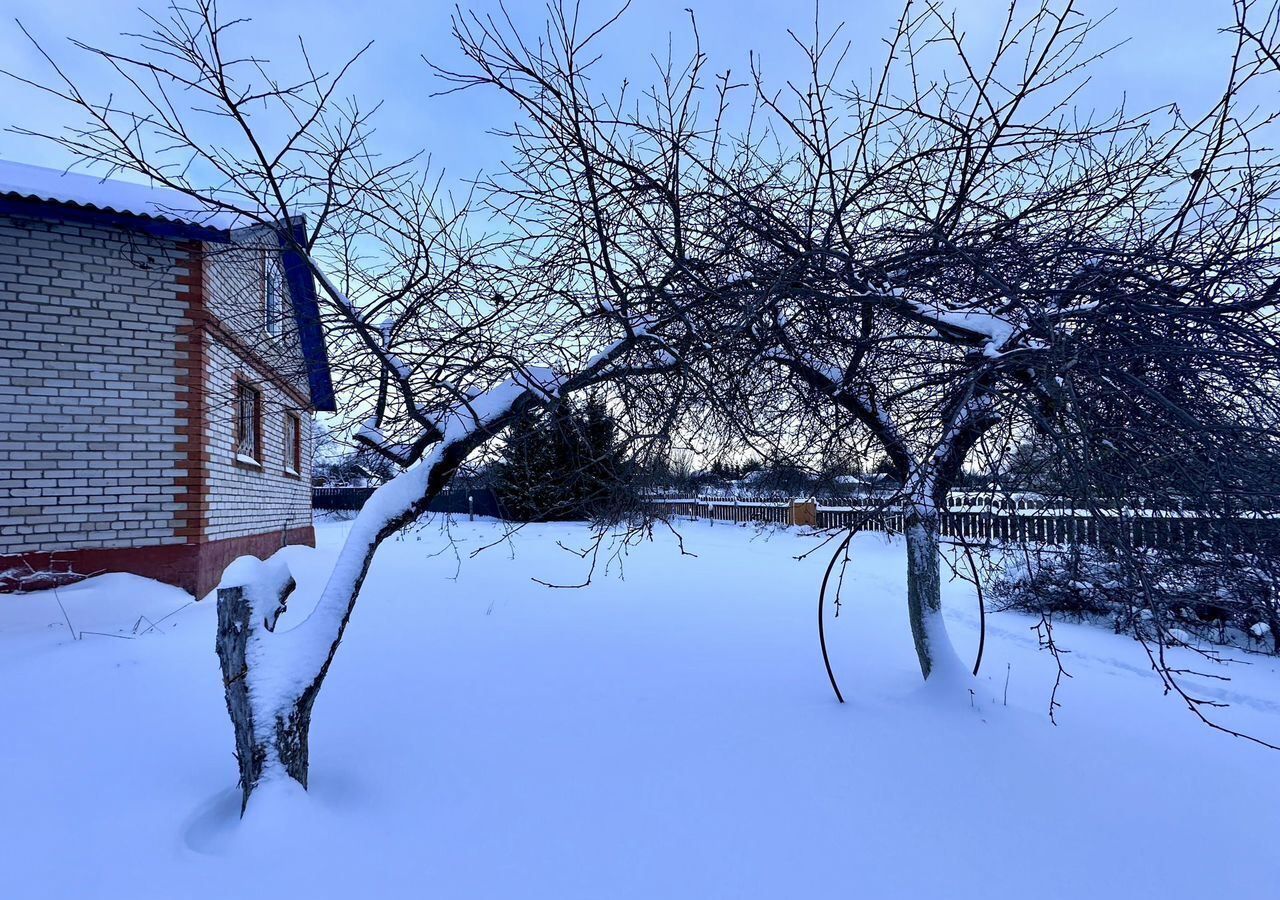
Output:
[{"left": 216, "top": 574, "right": 304, "bottom": 814}]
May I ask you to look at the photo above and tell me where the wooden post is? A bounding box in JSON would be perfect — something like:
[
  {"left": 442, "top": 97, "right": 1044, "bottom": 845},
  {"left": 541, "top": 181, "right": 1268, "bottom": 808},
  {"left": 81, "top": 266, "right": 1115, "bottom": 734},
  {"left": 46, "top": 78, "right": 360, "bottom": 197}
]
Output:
[{"left": 791, "top": 499, "right": 818, "bottom": 528}]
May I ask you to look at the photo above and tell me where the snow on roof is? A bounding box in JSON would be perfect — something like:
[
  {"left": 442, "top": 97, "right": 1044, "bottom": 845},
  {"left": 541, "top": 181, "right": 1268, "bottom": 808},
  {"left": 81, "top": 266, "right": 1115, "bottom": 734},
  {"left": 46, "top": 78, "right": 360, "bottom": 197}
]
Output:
[{"left": 0, "top": 159, "right": 239, "bottom": 230}]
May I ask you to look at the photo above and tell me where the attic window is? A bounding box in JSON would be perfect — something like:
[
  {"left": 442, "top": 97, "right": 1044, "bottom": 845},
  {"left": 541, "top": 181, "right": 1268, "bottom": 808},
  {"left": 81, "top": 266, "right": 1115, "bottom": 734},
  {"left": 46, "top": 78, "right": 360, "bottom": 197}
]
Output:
[{"left": 264, "top": 255, "right": 285, "bottom": 338}]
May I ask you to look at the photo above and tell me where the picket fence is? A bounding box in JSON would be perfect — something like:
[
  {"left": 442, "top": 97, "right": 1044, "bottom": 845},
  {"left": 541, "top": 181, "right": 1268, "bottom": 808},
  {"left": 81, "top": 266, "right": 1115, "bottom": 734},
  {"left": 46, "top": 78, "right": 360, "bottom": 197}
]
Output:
[
  {"left": 314, "top": 487, "right": 1275, "bottom": 550},
  {"left": 641, "top": 497, "right": 1279, "bottom": 550}
]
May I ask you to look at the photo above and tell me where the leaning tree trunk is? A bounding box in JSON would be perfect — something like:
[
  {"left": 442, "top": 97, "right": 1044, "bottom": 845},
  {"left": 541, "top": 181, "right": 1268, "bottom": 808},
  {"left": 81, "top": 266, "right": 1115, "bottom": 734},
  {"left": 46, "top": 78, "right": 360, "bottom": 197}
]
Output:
[
  {"left": 903, "top": 502, "right": 964, "bottom": 682},
  {"left": 209, "top": 442, "right": 455, "bottom": 814},
  {"left": 209, "top": 373, "right": 556, "bottom": 813},
  {"left": 213, "top": 485, "right": 431, "bottom": 814}
]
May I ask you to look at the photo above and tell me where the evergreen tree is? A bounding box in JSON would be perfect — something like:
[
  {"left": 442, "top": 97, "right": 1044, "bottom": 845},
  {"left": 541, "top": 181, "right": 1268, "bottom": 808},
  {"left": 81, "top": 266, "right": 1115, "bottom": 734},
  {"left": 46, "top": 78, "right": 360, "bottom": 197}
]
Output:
[{"left": 493, "top": 398, "right": 629, "bottom": 521}]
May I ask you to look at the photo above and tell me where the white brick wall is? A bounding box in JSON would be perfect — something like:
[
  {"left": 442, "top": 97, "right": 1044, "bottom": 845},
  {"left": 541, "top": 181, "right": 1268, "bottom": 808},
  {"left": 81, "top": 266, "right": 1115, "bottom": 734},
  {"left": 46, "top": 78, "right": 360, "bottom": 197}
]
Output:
[
  {"left": 202, "top": 336, "right": 313, "bottom": 540},
  {"left": 0, "top": 213, "right": 320, "bottom": 557},
  {"left": 204, "top": 230, "right": 313, "bottom": 395},
  {"left": 0, "top": 215, "right": 188, "bottom": 553},
  {"left": 199, "top": 229, "right": 314, "bottom": 540}
]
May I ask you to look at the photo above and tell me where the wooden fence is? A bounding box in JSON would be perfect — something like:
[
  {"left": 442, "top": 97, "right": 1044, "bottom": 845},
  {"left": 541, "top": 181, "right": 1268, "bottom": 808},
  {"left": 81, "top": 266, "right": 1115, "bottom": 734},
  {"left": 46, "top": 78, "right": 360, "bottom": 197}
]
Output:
[
  {"left": 708, "top": 500, "right": 793, "bottom": 525},
  {"left": 641, "top": 498, "right": 798, "bottom": 525},
  {"left": 314, "top": 487, "right": 1276, "bottom": 550},
  {"left": 641, "top": 497, "right": 1279, "bottom": 550}
]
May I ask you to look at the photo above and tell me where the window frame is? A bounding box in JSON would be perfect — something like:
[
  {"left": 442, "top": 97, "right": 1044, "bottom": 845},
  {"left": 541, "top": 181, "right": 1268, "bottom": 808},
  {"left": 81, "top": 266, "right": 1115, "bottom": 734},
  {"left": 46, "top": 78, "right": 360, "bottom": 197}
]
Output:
[
  {"left": 283, "top": 411, "right": 303, "bottom": 477},
  {"left": 263, "top": 253, "right": 285, "bottom": 340},
  {"left": 233, "top": 378, "right": 263, "bottom": 467}
]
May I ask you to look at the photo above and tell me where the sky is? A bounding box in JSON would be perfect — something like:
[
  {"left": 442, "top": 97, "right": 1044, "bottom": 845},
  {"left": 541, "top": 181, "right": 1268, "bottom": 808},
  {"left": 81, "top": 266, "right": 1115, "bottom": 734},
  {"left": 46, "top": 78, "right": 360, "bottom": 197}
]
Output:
[
  {"left": 0, "top": 0, "right": 1256, "bottom": 459},
  {"left": 0, "top": 0, "right": 1245, "bottom": 192}
]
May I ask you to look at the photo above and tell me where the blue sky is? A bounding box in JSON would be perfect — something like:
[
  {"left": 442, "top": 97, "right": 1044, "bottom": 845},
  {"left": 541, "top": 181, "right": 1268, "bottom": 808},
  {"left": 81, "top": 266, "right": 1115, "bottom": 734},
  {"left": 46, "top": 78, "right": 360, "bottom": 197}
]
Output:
[{"left": 0, "top": 0, "right": 1242, "bottom": 190}]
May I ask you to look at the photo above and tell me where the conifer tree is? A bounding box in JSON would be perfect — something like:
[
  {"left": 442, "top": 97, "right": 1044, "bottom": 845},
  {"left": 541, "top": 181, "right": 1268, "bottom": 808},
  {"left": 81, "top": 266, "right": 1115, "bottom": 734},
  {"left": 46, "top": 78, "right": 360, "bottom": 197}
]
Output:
[{"left": 493, "top": 399, "right": 628, "bottom": 521}]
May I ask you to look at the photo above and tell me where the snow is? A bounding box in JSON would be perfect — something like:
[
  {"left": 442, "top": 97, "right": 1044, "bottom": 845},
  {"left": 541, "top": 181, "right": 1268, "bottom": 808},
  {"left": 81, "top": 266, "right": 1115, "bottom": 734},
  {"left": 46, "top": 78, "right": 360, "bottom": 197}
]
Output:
[
  {"left": 0, "top": 159, "right": 239, "bottom": 229},
  {"left": 377, "top": 318, "right": 395, "bottom": 345},
  {"left": 354, "top": 416, "right": 389, "bottom": 446},
  {"left": 308, "top": 259, "right": 359, "bottom": 316},
  {"left": 511, "top": 364, "right": 563, "bottom": 402},
  {"left": 387, "top": 353, "right": 413, "bottom": 380},
  {"left": 909, "top": 299, "right": 1016, "bottom": 357},
  {"left": 2, "top": 519, "right": 1278, "bottom": 899}
]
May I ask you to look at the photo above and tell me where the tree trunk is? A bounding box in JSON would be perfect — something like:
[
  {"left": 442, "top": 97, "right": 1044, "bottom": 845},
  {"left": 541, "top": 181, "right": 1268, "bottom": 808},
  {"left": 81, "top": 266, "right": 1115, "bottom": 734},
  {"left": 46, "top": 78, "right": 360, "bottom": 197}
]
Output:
[
  {"left": 216, "top": 577, "right": 314, "bottom": 813},
  {"left": 904, "top": 504, "right": 962, "bottom": 681}
]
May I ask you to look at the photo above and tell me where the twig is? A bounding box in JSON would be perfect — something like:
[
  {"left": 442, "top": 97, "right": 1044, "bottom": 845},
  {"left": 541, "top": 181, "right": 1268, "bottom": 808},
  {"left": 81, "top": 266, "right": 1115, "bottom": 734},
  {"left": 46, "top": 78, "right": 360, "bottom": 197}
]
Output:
[
  {"left": 817, "top": 529, "right": 857, "bottom": 704},
  {"left": 52, "top": 586, "right": 78, "bottom": 642}
]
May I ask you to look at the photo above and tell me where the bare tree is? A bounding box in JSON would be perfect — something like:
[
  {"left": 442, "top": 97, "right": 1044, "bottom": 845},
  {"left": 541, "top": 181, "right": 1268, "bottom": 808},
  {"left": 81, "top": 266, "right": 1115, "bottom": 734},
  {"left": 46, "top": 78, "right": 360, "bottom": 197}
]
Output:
[
  {"left": 697, "top": 0, "right": 1280, "bottom": 704},
  {"left": 434, "top": 0, "right": 1280, "bottom": 716},
  {"left": 7, "top": 0, "right": 724, "bottom": 808},
  {"left": 11, "top": 0, "right": 1279, "bottom": 806}
]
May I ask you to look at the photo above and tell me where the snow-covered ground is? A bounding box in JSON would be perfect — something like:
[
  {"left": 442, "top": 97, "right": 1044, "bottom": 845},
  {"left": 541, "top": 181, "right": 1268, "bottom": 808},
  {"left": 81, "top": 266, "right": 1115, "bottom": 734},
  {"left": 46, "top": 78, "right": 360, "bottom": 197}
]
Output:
[{"left": 2, "top": 517, "right": 1277, "bottom": 899}]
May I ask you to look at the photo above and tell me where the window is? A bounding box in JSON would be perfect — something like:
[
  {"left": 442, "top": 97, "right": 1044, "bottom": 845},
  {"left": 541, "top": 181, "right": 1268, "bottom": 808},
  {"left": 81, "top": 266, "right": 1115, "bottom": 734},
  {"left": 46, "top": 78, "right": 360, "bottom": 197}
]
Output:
[
  {"left": 263, "top": 255, "right": 284, "bottom": 338},
  {"left": 234, "top": 380, "right": 262, "bottom": 463},
  {"left": 284, "top": 413, "right": 302, "bottom": 475}
]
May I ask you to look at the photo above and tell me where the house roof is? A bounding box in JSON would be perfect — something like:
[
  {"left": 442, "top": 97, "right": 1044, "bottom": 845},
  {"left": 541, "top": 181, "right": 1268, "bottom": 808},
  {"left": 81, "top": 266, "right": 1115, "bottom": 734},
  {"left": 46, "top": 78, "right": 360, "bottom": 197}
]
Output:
[
  {"left": 0, "top": 159, "right": 336, "bottom": 411},
  {"left": 0, "top": 159, "right": 239, "bottom": 236}
]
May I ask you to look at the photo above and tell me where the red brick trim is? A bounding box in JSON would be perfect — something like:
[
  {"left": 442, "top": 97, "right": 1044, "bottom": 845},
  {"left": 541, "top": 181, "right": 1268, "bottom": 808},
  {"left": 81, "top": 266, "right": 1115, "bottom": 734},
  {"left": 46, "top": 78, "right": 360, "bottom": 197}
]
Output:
[
  {"left": 192, "top": 526, "right": 315, "bottom": 598},
  {"left": 175, "top": 240, "right": 210, "bottom": 543},
  {"left": 0, "top": 526, "right": 317, "bottom": 599}
]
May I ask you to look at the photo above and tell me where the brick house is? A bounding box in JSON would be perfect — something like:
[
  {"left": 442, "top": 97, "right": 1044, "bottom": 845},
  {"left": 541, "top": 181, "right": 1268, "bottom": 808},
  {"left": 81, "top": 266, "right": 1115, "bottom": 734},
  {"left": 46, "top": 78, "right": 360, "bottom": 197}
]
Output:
[{"left": 0, "top": 160, "right": 336, "bottom": 597}]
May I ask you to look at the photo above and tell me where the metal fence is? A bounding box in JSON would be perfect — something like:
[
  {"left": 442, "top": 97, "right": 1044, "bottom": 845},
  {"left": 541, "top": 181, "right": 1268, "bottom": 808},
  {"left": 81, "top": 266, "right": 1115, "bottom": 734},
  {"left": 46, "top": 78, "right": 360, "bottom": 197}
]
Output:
[
  {"left": 313, "top": 486, "right": 505, "bottom": 518},
  {"left": 312, "top": 486, "right": 375, "bottom": 510}
]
